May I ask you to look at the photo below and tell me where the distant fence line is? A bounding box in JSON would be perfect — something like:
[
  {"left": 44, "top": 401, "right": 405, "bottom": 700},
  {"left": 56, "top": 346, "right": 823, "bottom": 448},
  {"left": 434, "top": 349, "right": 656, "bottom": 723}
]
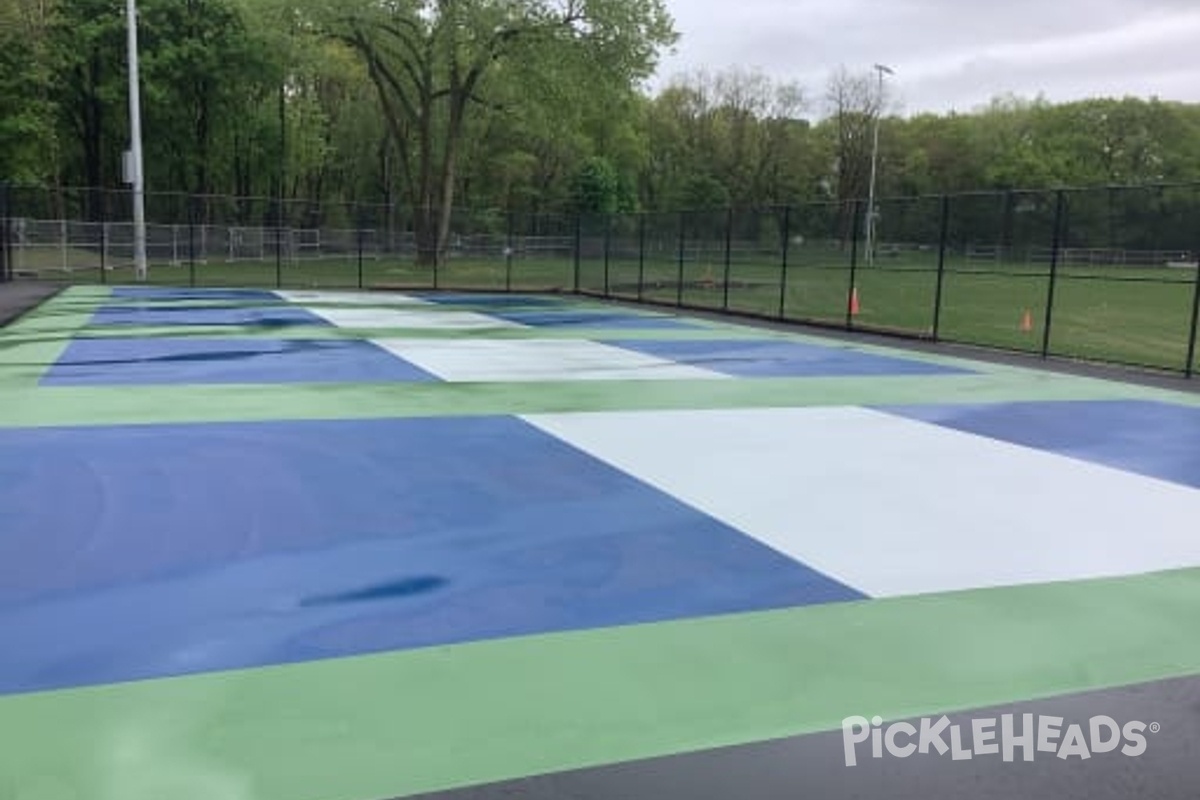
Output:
[{"left": 2, "top": 181, "right": 1199, "bottom": 378}]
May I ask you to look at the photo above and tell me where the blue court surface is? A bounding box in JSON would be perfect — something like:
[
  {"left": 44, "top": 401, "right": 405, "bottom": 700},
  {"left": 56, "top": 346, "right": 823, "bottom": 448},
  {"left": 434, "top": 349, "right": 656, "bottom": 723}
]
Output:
[
  {"left": 0, "top": 416, "right": 860, "bottom": 695},
  {"left": 90, "top": 304, "right": 327, "bottom": 327},
  {"left": 109, "top": 287, "right": 282, "bottom": 302},
  {"left": 40, "top": 298, "right": 981, "bottom": 384},
  {"left": 607, "top": 338, "right": 974, "bottom": 377},
  {"left": 491, "top": 309, "right": 702, "bottom": 329},
  {"left": 882, "top": 399, "right": 1200, "bottom": 489},
  {"left": 416, "top": 293, "right": 568, "bottom": 307},
  {"left": 41, "top": 337, "right": 439, "bottom": 386}
]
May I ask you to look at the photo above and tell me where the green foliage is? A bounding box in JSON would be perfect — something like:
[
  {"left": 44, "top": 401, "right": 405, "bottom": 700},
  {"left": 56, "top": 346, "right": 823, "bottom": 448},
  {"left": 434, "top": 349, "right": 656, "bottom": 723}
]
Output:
[
  {"left": 139, "top": 0, "right": 275, "bottom": 193},
  {"left": 571, "top": 157, "right": 618, "bottom": 213},
  {"left": 0, "top": 31, "right": 57, "bottom": 182},
  {"left": 642, "top": 69, "right": 816, "bottom": 211},
  {"left": 46, "top": 0, "right": 130, "bottom": 191},
  {"left": 9, "top": 2, "right": 1200, "bottom": 233},
  {"left": 571, "top": 156, "right": 637, "bottom": 213},
  {"left": 0, "top": 1, "right": 58, "bottom": 180},
  {"left": 323, "top": 0, "right": 675, "bottom": 262},
  {"left": 678, "top": 173, "right": 730, "bottom": 210}
]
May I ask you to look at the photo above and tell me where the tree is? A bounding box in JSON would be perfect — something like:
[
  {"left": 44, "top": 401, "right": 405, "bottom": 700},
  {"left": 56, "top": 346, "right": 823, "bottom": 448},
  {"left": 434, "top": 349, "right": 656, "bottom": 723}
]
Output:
[
  {"left": 139, "top": 0, "right": 274, "bottom": 197},
  {"left": 822, "top": 67, "right": 887, "bottom": 200},
  {"left": 15, "top": 0, "right": 1200, "bottom": 247},
  {"left": 641, "top": 67, "right": 813, "bottom": 212},
  {"left": 330, "top": 0, "right": 675, "bottom": 266},
  {"left": 571, "top": 156, "right": 623, "bottom": 213},
  {"left": 0, "top": 0, "right": 59, "bottom": 183},
  {"left": 47, "top": 0, "right": 129, "bottom": 210}
]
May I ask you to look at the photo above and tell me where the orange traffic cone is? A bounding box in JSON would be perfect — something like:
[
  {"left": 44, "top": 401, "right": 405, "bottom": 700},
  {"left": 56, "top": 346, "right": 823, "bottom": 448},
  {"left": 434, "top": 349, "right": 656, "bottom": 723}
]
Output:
[
  {"left": 1019, "top": 308, "right": 1033, "bottom": 333},
  {"left": 849, "top": 287, "right": 861, "bottom": 316}
]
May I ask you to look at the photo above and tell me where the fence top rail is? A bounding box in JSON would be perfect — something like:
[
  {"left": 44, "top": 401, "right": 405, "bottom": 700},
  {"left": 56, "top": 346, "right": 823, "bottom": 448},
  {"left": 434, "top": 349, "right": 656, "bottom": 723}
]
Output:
[{"left": 5, "top": 180, "right": 1200, "bottom": 220}]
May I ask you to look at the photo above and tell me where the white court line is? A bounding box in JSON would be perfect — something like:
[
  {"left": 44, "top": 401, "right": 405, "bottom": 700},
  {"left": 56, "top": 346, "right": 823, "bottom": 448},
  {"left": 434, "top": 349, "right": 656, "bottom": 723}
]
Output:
[
  {"left": 523, "top": 406, "right": 1200, "bottom": 598},
  {"left": 274, "top": 290, "right": 433, "bottom": 306},
  {"left": 304, "top": 306, "right": 526, "bottom": 330},
  {"left": 372, "top": 339, "right": 731, "bottom": 383}
]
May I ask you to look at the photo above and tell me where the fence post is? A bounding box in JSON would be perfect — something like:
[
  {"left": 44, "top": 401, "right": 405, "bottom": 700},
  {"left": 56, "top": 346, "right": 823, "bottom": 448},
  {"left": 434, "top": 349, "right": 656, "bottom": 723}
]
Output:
[
  {"left": 0, "top": 182, "right": 9, "bottom": 282},
  {"left": 777, "top": 206, "right": 791, "bottom": 320},
  {"left": 274, "top": 199, "right": 284, "bottom": 290},
  {"left": 571, "top": 212, "right": 582, "bottom": 293},
  {"left": 846, "top": 199, "right": 863, "bottom": 329},
  {"left": 722, "top": 207, "right": 734, "bottom": 311},
  {"left": 931, "top": 194, "right": 951, "bottom": 341},
  {"left": 636, "top": 213, "right": 646, "bottom": 302},
  {"left": 505, "top": 211, "right": 514, "bottom": 293},
  {"left": 99, "top": 195, "right": 108, "bottom": 285},
  {"left": 433, "top": 224, "right": 441, "bottom": 290},
  {"left": 356, "top": 204, "right": 365, "bottom": 290},
  {"left": 1185, "top": 263, "right": 1200, "bottom": 378},
  {"left": 676, "top": 211, "right": 686, "bottom": 307},
  {"left": 1041, "top": 190, "right": 1066, "bottom": 358},
  {"left": 603, "top": 213, "right": 612, "bottom": 297},
  {"left": 188, "top": 195, "right": 197, "bottom": 288},
  {"left": 60, "top": 216, "right": 67, "bottom": 274},
  {"left": 1187, "top": 202, "right": 1200, "bottom": 377}
]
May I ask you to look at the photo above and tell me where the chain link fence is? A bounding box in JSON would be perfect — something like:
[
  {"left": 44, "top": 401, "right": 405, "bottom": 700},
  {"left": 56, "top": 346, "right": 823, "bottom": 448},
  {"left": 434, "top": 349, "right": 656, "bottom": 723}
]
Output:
[{"left": 2, "top": 183, "right": 1199, "bottom": 376}]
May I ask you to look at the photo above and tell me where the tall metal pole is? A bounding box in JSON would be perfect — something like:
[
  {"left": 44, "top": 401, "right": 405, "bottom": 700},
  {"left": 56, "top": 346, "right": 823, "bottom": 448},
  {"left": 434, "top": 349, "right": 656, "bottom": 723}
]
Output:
[
  {"left": 865, "top": 63, "right": 893, "bottom": 269},
  {"left": 126, "top": 0, "right": 148, "bottom": 281}
]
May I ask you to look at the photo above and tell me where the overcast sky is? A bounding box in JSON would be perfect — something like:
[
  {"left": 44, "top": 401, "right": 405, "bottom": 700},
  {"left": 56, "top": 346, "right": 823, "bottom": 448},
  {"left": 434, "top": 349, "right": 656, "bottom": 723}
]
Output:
[{"left": 650, "top": 0, "right": 1200, "bottom": 115}]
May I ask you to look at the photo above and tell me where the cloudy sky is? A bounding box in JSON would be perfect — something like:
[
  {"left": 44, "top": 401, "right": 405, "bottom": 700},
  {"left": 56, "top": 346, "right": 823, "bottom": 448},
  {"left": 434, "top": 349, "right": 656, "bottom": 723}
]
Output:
[{"left": 651, "top": 0, "right": 1200, "bottom": 115}]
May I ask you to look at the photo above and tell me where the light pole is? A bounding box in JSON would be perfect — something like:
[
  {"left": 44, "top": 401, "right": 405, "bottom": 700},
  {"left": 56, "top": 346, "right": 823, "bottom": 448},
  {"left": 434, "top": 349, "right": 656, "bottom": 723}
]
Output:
[
  {"left": 125, "top": 0, "right": 148, "bottom": 281},
  {"left": 865, "top": 63, "right": 893, "bottom": 268}
]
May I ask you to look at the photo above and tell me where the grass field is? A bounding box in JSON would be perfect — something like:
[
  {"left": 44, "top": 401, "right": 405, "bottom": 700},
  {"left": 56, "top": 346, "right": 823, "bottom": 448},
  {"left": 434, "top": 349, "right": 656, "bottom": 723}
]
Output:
[{"left": 9, "top": 243, "right": 1199, "bottom": 375}]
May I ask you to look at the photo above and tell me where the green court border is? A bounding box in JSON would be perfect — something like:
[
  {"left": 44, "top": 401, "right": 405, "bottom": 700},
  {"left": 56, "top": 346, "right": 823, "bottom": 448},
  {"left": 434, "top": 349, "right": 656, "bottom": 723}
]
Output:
[
  {"left": 2, "top": 569, "right": 1199, "bottom": 800},
  {"left": 3, "top": 286, "right": 1199, "bottom": 423}
]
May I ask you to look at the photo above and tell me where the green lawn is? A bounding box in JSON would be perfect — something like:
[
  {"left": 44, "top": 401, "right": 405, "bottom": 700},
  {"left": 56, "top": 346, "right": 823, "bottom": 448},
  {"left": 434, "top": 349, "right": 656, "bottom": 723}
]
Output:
[
  {"left": 16, "top": 254, "right": 577, "bottom": 293},
  {"left": 10, "top": 247, "right": 1199, "bottom": 375}
]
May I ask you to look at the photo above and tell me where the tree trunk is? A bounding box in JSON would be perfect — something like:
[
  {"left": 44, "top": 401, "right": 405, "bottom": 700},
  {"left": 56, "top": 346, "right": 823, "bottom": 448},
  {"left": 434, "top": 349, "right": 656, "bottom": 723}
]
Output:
[
  {"left": 80, "top": 53, "right": 105, "bottom": 220},
  {"left": 412, "top": 44, "right": 438, "bottom": 268},
  {"left": 434, "top": 101, "right": 464, "bottom": 267}
]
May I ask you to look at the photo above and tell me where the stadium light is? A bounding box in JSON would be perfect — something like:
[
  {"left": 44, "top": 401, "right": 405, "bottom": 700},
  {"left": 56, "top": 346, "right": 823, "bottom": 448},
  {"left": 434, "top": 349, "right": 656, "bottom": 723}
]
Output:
[
  {"left": 866, "top": 63, "right": 894, "bottom": 268},
  {"left": 126, "top": 0, "right": 148, "bottom": 281}
]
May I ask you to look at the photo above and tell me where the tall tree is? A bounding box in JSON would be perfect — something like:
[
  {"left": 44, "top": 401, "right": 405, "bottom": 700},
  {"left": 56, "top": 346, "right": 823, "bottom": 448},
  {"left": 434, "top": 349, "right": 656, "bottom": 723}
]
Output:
[
  {"left": 822, "top": 67, "right": 886, "bottom": 203},
  {"left": 0, "top": 0, "right": 59, "bottom": 183},
  {"left": 139, "top": 0, "right": 273, "bottom": 197},
  {"left": 641, "top": 68, "right": 814, "bottom": 211},
  {"left": 48, "top": 0, "right": 129, "bottom": 210},
  {"left": 329, "top": 0, "right": 675, "bottom": 266}
]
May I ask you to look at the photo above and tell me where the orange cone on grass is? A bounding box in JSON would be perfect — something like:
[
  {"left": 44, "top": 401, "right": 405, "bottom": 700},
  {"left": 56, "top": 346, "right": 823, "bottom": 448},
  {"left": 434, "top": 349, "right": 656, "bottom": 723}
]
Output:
[
  {"left": 849, "top": 287, "right": 861, "bottom": 316},
  {"left": 1020, "top": 308, "right": 1034, "bottom": 333}
]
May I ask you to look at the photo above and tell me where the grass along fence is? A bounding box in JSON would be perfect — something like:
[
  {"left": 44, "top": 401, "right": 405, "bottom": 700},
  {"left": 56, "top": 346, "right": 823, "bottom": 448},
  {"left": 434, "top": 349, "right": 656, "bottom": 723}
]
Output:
[{"left": 2, "top": 183, "right": 1199, "bottom": 377}]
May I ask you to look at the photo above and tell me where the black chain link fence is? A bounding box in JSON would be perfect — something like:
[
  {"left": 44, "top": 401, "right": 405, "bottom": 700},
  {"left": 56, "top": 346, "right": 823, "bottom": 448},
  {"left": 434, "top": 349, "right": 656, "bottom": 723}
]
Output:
[{"left": 3, "top": 183, "right": 1199, "bottom": 377}]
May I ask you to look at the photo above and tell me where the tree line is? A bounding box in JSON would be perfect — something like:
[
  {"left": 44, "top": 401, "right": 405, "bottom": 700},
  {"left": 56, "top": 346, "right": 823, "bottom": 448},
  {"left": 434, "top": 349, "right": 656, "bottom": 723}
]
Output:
[{"left": 5, "top": 0, "right": 1200, "bottom": 261}]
